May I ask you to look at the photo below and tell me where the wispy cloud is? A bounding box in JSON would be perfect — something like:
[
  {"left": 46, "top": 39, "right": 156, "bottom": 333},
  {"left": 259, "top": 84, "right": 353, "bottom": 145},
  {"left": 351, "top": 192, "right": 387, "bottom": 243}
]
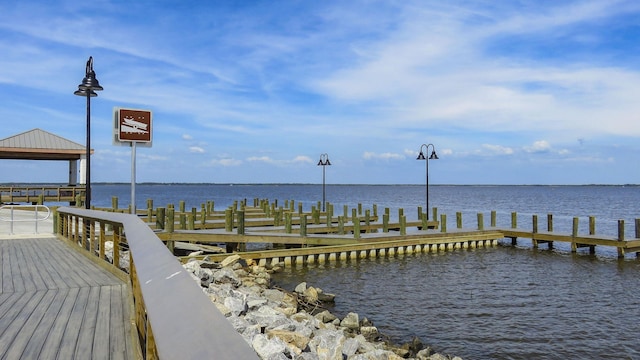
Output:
[{"left": 1, "top": 0, "right": 639, "bottom": 184}]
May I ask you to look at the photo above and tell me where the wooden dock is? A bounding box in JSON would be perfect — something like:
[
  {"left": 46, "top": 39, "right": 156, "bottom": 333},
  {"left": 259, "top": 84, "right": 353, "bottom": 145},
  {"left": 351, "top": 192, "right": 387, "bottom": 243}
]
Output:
[
  {"left": 0, "top": 237, "right": 134, "bottom": 359},
  {"left": 134, "top": 200, "right": 640, "bottom": 261},
  {"left": 0, "top": 186, "right": 84, "bottom": 204}
]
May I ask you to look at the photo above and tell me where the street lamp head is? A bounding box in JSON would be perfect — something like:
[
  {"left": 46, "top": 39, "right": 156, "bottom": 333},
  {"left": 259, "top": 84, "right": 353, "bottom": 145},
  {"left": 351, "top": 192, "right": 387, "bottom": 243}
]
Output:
[
  {"left": 73, "top": 88, "right": 98, "bottom": 97},
  {"left": 75, "top": 56, "right": 103, "bottom": 93},
  {"left": 318, "top": 153, "right": 331, "bottom": 166},
  {"left": 416, "top": 151, "right": 426, "bottom": 160},
  {"left": 429, "top": 150, "right": 439, "bottom": 160}
]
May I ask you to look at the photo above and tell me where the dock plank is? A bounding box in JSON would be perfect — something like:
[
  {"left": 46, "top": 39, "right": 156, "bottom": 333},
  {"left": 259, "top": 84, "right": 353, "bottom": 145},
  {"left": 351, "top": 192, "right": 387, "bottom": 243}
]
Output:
[
  {"left": 0, "top": 238, "right": 133, "bottom": 359},
  {"left": 19, "top": 289, "right": 68, "bottom": 359},
  {"left": 38, "top": 287, "right": 79, "bottom": 359},
  {"left": 1, "top": 289, "right": 57, "bottom": 359},
  {"left": 0, "top": 290, "right": 47, "bottom": 352},
  {"left": 75, "top": 285, "right": 101, "bottom": 358},
  {"left": 92, "top": 285, "right": 112, "bottom": 360},
  {"left": 109, "top": 284, "right": 129, "bottom": 360},
  {"left": 56, "top": 285, "right": 90, "bottom": 359}
]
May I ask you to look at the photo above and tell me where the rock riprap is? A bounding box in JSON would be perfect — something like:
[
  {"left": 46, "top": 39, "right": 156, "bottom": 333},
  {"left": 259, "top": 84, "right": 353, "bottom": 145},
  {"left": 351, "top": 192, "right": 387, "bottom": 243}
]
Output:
[{"left": 183, "top": 254, "right": 461, "bottom": 360}]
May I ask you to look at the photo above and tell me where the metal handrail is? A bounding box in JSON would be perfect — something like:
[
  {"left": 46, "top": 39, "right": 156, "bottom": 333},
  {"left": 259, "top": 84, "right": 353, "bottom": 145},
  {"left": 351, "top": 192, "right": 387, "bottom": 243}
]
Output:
[
  {"left": 55, "top": 207, "right": 259, "bottom": 359},
  {"left": 0, "top": 204, "right": 51, "bottom": 234}
]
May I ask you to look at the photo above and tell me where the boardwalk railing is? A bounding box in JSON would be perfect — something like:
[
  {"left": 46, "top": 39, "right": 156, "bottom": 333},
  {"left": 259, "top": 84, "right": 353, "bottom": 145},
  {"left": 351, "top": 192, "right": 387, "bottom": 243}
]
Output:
[
  {"left": 0, "top": 186, "right": 85, "bottom": 204},
  {"left": 55, "top": 207, "right": 259, "bottom": 360},
  {"left": 0, "top": 204, "right": 51, "bottom": 234}
]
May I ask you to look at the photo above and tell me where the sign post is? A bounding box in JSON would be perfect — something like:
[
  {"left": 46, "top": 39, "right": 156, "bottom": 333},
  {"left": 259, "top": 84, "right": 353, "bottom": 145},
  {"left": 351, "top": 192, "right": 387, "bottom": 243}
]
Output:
[{"left": 113, "top": 108, "right": 153, "bottom": 214}]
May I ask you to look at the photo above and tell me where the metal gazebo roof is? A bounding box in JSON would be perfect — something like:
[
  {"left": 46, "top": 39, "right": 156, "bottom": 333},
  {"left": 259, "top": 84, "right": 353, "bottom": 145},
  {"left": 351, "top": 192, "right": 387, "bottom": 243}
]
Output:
[{"left": 0, "top": 128, "right": 91, "bottom": 160}]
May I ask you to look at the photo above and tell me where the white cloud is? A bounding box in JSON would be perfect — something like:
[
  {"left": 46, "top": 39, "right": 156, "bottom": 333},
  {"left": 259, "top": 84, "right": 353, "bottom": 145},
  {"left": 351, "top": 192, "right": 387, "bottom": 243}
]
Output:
[
  {"left": 182, "top": 134, "right": 193, "bottom": 140},
  {"left": 483, "top": 144, "right": 515, "bottom": 155},
  {"left": 363, "top": 152, "right": 404, "bottom": 160},
  {"left": 210, "top": 158, "right": 242, "bottom": 166},
  {"left": 524, "top": 140, "right": 552, "bottom": 153},
  {"left": 189, "top": 146, "right": 205, "bottom": 153}
]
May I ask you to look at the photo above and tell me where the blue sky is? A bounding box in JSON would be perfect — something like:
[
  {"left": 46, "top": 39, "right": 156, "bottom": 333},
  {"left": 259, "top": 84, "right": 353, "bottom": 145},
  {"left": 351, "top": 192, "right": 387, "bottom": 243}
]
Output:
[{"left": 1, "top": 0, "right": 640, "bottom": 185}]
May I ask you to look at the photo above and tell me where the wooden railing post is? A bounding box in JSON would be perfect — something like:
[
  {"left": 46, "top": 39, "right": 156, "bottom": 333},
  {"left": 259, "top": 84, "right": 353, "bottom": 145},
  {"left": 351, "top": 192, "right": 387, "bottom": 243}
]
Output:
[
  {"left": 440, "top": 214, "right": 447, "bottom": 233},
  {"left": 237, "top": 210, "right": 245, "bottom": 235},
  {"left": 456, "top": 212, "right": 462, "bottom": 229},
  {"left": 491, "top": 210, "right": 496, "bottom": 227},
  {"left": 166, "top": 208, "right": 175, "bottom": 233},
  {"left": 300, "top": 214, "right": 307, "bottom": 237},
  {"left": 224, "top": 208, "right": 233, "bottom": 232},
  {"left": 382, "top": 213, "right": 389, "bottom": 233},
  {"left": 618, "top": 219, "right": 625, "bottom": 258},
  {"left": 571, "top": 217, "right": 579, "bottom": 253},
  {"left": 511, "top": 212, "right": 517, "bottom": 229},
  {"left": 353, "top": 217, "right": 361, "bottom": 239},
  {"left": 156, "top": 207, "right": 165, "bottom": 230}
]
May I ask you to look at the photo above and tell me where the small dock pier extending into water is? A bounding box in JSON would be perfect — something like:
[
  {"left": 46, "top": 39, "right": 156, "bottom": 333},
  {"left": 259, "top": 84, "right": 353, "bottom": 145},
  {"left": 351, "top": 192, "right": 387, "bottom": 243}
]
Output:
[{"left": 95, "top": 197, "right": 640, "bottom": 263}]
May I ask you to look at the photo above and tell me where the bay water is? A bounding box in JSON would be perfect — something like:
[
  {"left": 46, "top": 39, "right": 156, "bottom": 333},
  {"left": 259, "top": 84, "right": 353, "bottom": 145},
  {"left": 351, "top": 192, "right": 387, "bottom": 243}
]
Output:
[{"left": 91, "top": 184, "right": 640, "bottom": 359}]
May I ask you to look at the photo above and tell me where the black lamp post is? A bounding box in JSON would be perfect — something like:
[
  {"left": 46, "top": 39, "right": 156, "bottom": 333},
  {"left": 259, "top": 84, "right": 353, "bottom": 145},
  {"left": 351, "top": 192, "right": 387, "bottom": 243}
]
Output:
[
  {"left": 317, "top": 153, "right": 331, "bottom": 212},
  {"left": 74, "top": 56, "right": 103, "bottom": 209},
  {"left": 416, "top": 143, "right": 438, "bottom": 220}
]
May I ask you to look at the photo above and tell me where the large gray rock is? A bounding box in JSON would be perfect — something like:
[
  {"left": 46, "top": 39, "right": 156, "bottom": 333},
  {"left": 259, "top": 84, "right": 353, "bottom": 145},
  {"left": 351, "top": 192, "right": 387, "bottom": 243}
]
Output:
[
  {"left": 213, "top": 267, "right": 242, "bottom": 287},
  {"left": 340, "top": 312, "right": 360, "bottom": 330},
  {"left": 308, "top": 328, "right": 345, "bottom": 360},
  {"left": 348, "top": 349, "right": 404, "bottom": 360},
  {"left": 252, "top": 334, "right": 288, "bottom": 359},
  {"left": 224, "top": 295, "right": 248, "bottom": 316},
  {"left": 314, "top": 310, "right": 337, "bottom": 323}
]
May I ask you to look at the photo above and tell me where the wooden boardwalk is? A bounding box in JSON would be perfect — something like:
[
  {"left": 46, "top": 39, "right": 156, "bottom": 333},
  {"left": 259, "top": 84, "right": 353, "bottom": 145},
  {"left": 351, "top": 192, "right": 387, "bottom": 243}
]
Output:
[{"left": 0, "top": 237, "right": 133, "bottom": 359}]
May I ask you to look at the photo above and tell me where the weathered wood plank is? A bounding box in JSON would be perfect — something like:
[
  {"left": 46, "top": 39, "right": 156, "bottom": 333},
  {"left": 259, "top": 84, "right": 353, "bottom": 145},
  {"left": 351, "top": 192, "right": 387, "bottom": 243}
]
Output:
[
  {"left": 18, "top": 239, "right": 48, "bottom": 290},
  {"left": 1, "top": 289, "right": 57, "bottom": 359},
  {"left": 25, "top": 239, "right": 69, "bottom": 290},
  {"left": 18, "top": 289, "right": 68, "bottom": 359},
  {"left": 0, "top": 241, "right": 11, "bottom": 293},
  {"left": 6, "top": 242, "right": 23, "bottom": 293},
  {"left": 0, "top": 290, "right": 47, "bottom": 352},
  {"left": 0, "top": 292, "right": 23, "bottom": 328},
  {"left": 92, "top": 285, "right": 112, "bottom": 360},
  {"left": 38, "top": 287, "right": 80, "bottom": 359},
  {"left": 56, "top": 286, "right": 90, "bottom": 359},
  {"left": 75, "top": 285, "right": 101, "bottom": 357},
  {"left": 108, "top": 284, "right": 128, "bottom": 360},
  {"left": 0, "top": 238, "right": 133, "bottom": 359}
]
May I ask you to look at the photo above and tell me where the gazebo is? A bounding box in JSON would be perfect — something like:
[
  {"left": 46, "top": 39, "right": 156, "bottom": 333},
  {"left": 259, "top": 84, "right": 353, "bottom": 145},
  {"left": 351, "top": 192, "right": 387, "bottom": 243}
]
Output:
[{"left": 0, "top": 128, "right": 91, "bottom": 185}]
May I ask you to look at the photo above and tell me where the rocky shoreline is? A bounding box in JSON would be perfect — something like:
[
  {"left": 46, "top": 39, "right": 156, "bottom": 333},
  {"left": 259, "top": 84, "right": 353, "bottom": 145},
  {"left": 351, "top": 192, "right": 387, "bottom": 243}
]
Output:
[{"left": 182, "top": 254, "right": 462, "bottom": 360}]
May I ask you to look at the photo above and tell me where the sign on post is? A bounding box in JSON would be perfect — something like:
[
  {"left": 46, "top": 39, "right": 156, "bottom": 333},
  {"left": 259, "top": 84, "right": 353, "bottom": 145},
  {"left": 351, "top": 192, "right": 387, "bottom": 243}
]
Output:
[
  {"left": 113, "top": 108, "right": 153, "bottom": 146},
  {"left": 113, "top": 107, "right": 153, "bottom": 215}
]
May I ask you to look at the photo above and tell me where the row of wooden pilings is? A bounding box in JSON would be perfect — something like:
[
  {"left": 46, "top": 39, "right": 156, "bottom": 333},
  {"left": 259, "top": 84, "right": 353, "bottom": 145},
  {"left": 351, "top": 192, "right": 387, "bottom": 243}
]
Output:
[
  {"left": 101, "top": 196, "right": 640, "bottom": 237},
  {"left": 104, "top": 196, "right": 439, "bottom": 234},
  {"left": 255, "top": 239, "right": 501, "bottom": 267}
]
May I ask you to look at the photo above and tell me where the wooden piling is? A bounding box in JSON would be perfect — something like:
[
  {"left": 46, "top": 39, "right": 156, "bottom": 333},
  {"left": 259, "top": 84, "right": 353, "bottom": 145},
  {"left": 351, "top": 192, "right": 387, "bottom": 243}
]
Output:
[
  {"left": 618, "top": 220, "right": 625, "bottom": 258},
  {"left": 300, "top": 215, "right": 307, "bottom": 237},
  {"left": 477, "top": 213, "right": 484, "bottom": 231},
  {"left": 491, "top": 210, "right": 496, "bottom": 227},
  {"left": 456, "top": 212, "right": 462, "bottom": 229},
  {"left": 571, "top": 217, "right": 579, "bottom": 253},
  {"left": 225, "top": 208, "right": 233, "bottom": 232},
  {"left": 440, "top": 214, "right": 447, "bottom": 233}
]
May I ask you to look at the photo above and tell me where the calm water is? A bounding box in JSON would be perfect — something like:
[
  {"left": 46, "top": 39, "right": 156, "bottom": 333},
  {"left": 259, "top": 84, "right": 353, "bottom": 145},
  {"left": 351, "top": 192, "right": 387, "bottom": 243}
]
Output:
[{"left": 91, "top": 184, "right": 640, "bottom": 359}]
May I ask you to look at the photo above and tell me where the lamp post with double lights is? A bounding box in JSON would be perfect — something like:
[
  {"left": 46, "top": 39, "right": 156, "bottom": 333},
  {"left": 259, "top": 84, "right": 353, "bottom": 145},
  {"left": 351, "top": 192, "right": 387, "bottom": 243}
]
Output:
[
  {"left": 317, "top": 153, "right": 331, "bottom": 212},
  {"left": 416, "top": 143, "right": 438, "bottom": 220},
  {"left": 74, "top": 56, "right": 103, "bottom": 209}
]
